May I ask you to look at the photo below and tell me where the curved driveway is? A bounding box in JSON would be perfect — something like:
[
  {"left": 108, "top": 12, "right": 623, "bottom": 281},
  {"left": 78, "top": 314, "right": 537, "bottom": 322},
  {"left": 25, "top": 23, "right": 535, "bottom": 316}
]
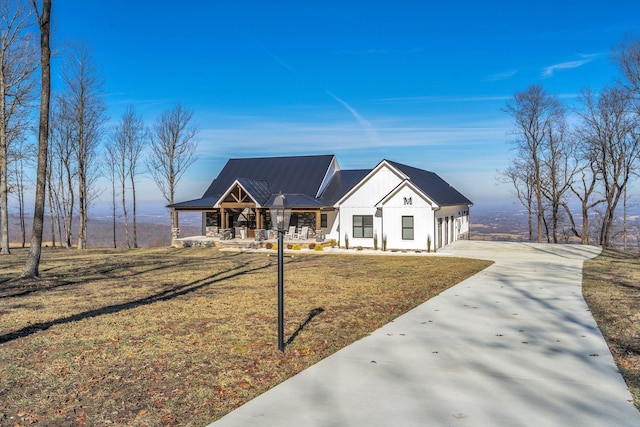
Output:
[{"left": 210, "top": 241, "right": 640, "bottom": 427}]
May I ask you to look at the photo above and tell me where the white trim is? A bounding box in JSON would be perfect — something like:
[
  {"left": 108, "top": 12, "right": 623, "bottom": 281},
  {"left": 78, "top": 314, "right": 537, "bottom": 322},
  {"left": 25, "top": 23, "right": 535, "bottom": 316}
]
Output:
[
  {"left": 334, "top": 159, "right": 407, "bottom": 207},
  {"left": 375, "top": 179, "right": 439, "bottom": 209},
  {"left": 213, "top": 179, "right": 262, "bottom": 208},
  {"left": 316, "top": 156, "right": 340, "bottom": 198}
]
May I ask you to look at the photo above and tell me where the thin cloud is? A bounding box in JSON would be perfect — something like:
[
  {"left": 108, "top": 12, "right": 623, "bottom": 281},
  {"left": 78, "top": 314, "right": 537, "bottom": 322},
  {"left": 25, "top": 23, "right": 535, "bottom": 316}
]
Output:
[
  {"left": 326, "top": 91, "right": 379, "bottom": 145},
  {"left": 262, "top": 47, "right": 295, "bottom": 72},
  {"left": 542, "top": 54, "right": 597, "bottom": 78},
  {"left": 485, "top": 69, "right": 518, "bottom": 82},
  {"left": 333, "top": 47, "right": 423, "bottom": 55},
  {"left": 370, "top": 95, "right": 511, "bottom": 104}
]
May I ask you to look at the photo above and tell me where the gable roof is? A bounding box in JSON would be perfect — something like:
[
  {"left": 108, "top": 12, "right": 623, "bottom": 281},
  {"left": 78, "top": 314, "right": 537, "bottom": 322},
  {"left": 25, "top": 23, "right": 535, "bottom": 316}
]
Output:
[
  {"left": 169, "top": 155, "right": 472, "bottom": 211},
  {"left": 385, "top": 160, "right": 473, "bottom": 206},
  {"left": 168, "top": 154, "right": 336, "bottom": 209},
  {"left": 319, "top": 169, "right": 371, "bottom": 205}
]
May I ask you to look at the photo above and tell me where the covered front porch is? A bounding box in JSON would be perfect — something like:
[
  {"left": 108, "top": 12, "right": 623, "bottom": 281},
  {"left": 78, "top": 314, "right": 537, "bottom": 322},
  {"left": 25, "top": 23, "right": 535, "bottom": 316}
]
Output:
[{"left": 170, "top": 181, "right": 332, "bottom": 245}]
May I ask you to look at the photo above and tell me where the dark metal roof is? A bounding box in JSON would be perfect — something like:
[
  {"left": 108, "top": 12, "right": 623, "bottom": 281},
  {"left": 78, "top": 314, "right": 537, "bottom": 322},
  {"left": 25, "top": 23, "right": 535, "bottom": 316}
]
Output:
[
  {"left": 203, "top": 154, "right": 335, "bottom": 200},
  {"left": 264, "top": 193, "right": 325, "bottom": 209},
  {"left": 386, "top": 160, "right": 473, "bottom": 206},
  {"left": 236, "top": 178, "right": 271, "bottom": 205},
  {"left": 320, "top": 169, "right": 371, "bottom": 205},
  {"left": 168, "top": 196, "right": 217, "bottom": 210},
  {"left": 169, "top": 155, "right": 335, "bottom": 209},
  {"left": 168, "top": 155, "right": 472, "bottom": 210}
]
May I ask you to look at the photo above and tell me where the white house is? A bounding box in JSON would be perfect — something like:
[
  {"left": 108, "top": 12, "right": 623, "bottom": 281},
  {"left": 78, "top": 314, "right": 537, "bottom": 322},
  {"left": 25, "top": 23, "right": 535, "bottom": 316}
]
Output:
[{"left": 169, "top": 155, "right": 472, "bottom": 250}]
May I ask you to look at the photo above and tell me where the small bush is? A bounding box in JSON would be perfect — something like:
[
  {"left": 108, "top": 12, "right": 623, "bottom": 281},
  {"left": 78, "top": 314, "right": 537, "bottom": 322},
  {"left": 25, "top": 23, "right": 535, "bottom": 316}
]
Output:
[
  {"left": 344, "top": 234, "right": 349, "bottom": 250},
  {"left": 292, "top": 244, "right": 301, "bottom": 250},
  {"left": 330, "top": 239, "right": 338, "bottom": 248},
  {"left": 265, "top": 242, "right": 273, "bottom": 249},
  {"left": 287, "top": 244, "right": 293, "bottom": 250},
  {"left": 308, "top": 243, "right": 316, "bottom": 250},
  {"left": 373, "top": 234, "right": 378, "bottom": 251},
  {"left": 314, "top": 245, "right": 324, "bottom": 251},
  {"left": 356, "top": 246, "right": 363, "bottom": 251},
  {"left": 272, "top": 243, "right": 278, "bottom": 250}
]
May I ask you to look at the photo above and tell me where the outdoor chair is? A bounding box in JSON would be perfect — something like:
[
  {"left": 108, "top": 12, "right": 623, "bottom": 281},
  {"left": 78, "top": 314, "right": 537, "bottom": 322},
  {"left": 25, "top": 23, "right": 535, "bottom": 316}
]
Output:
[
  {"left": 284, "top": 226, "right": 297, "bottom": 239},
  {"left": 297, "top": 226, "right": 309, "bottom": 240}
]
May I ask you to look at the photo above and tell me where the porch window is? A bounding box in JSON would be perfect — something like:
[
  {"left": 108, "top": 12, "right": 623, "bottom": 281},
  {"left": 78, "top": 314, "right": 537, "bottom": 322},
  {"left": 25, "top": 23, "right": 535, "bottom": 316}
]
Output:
[
  {"left": 402, "top": 216, "right": 414, "bottom": 240},
  {"left": 353, "top": 215, "right": 373, "bottom": 238},
  {"left": 321, "top": 214, "right": 327, "bottom": 228}
]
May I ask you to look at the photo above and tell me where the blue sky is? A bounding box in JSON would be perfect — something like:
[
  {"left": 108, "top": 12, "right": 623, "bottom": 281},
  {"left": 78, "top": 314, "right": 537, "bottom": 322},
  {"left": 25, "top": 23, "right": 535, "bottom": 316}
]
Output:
[{"left": 53, "top": 0, "right": 639, "bottom": 214}]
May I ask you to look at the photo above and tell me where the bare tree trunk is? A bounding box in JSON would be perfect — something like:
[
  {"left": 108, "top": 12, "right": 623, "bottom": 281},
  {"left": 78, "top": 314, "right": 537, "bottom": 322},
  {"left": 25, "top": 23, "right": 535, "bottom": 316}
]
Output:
[
  {"left": 131, "top": 174, "right": 138, "bottom": 248},
  {"left": 121, "top": 168, "right": 129, "bottom": 248},
  {"left": 22, "top": 0, "right": 51, "bottom": 278}
]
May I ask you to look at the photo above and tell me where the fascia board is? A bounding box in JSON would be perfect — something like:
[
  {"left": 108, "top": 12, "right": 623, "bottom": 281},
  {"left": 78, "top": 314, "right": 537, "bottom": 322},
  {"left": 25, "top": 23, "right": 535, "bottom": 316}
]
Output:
[
  {"left": 334, "top": 160, "right": 407, "bottom": 207},
  {"left": 375, "top": 180, "right": 439, "bottom": 209}
]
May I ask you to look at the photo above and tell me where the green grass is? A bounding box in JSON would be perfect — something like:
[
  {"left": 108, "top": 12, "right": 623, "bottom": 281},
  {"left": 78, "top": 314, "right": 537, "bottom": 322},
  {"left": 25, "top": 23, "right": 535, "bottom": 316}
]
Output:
[{"left": 0, "top": 247, "right": 491, "bottom": 426}]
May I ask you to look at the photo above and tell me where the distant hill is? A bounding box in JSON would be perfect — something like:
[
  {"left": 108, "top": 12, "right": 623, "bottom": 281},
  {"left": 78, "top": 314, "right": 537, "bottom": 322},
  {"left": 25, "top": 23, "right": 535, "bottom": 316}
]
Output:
[{"left": 5, "top": 215, "right": 201, "bottom": 249}]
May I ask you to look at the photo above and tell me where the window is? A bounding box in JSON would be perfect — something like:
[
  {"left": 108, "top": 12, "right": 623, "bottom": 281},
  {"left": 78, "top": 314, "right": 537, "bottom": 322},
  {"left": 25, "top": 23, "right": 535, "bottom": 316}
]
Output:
[
  {"left": 321, "top": 214, "right": 327, "bottom": 228},
  {"left": 402, "top": 216, "right": 414, "bottom": 240},
  {"left": 353, "top": 215, "right": 373, "bottom": 238}
]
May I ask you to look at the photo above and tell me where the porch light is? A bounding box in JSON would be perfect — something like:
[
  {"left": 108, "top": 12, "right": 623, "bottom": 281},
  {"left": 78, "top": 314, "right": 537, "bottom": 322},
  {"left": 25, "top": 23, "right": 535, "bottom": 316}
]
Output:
[{"left": 269, "top": 193, "right": 291, "bottom": 352}]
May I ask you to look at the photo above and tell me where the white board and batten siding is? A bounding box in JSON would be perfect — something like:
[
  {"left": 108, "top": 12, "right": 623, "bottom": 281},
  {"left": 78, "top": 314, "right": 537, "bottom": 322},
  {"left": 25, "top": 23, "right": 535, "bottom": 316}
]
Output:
[
  {"left": 336, "top": 164, "right": 404, "bottom": 247},
  {"left": 378, "top": 182, "right": 436, "bottom": 251}
]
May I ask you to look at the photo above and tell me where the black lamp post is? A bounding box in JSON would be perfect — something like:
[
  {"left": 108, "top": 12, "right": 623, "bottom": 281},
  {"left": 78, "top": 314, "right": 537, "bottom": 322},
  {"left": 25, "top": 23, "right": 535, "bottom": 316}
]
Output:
[{"left": 270, "top": 193, "right": 291, "bottom": 351}]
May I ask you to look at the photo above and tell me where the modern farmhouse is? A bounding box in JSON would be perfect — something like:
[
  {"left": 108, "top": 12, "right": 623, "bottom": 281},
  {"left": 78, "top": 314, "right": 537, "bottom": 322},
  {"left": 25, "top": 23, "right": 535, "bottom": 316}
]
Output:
[{"left": 169, "top": 154, "right": 472, "bottom": 251}]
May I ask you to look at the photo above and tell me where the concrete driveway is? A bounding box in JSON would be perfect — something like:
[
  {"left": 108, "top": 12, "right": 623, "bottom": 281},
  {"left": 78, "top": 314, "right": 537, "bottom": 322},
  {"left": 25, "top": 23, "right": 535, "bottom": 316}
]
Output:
[{"left": 210, "top": 241, "right": 640, "bottom": 427}]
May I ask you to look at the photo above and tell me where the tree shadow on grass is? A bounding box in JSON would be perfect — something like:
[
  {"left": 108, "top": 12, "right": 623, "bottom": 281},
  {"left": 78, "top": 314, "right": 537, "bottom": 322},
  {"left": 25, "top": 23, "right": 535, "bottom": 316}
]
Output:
[
  {"left": 0, "top": 258, "right": 272, "bottom": 345},
  {"left": 0, "top": 252, "right": 245, "bottom": 299}
]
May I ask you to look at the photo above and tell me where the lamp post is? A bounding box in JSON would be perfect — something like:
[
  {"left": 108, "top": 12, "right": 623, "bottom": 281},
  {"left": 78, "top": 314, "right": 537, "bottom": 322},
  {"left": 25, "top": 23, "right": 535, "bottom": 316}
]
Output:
[{"left": 270, "top": 193, "right": 291, "bottom": 351}]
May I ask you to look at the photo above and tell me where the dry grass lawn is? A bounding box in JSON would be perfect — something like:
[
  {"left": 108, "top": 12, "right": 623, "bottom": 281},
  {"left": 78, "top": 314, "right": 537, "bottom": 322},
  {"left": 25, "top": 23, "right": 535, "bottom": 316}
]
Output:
[
  {"left": 583, "top": 249, "right": 640, "bottom": 411},
  {"left": 0, "top": 247, "right": 491, "bottom": 426}
]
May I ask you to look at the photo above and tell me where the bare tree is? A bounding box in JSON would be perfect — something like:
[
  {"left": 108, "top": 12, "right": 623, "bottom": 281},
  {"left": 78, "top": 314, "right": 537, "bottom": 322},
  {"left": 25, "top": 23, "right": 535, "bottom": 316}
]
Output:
[
  {"left": 564, "top": 143, "right": 605, "bottom": 245},
  {"left": 21, "top": 0, "right": 50, "bottom": 278},
  {"left": 148, "top": 103, "right": 199, "bottom": 230},
  {"left": 503, "top": 85, "right": 566, "bottom": 243},
  {"left": 60, "top": 41, "right": 107, "bottom": 249},
  {"left": 0, "top": 0, "right": 37, "bottom": 254},
  {"left": 48, "top": 94, "right": 76, "bottom": 248},
  {"left": 539, "top": 114, "right": 575, "bottom": 243},
  {"left": 500, "top": 159, "right": 535, "bottom": 241},
  {"left": 613, "top": 35, "right": 640, "bottom": 101},
  {"left": 104, "top": 144, "right": 118, "bottom": 248},
  {"left": 109, "top": 106, "right": 145, "bottom": 248},
  {"left": 9, "top": 138, "right": 35, "bottom": 247},
  {"left": 577, "top": 86, "right": 640, "bottom": 247}
]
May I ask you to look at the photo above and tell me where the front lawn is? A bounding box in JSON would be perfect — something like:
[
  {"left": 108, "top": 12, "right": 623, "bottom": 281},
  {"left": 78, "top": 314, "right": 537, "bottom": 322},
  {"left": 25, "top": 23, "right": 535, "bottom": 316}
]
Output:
[{"left": 0, "top": 247, "right": 490, "bottom": 426}]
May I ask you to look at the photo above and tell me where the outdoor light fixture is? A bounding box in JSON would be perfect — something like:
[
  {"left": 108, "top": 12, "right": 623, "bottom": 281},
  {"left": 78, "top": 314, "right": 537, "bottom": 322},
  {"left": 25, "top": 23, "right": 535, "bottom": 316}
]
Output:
[{"left": 269, "top": 193, "right": 291, "bottom": 351}]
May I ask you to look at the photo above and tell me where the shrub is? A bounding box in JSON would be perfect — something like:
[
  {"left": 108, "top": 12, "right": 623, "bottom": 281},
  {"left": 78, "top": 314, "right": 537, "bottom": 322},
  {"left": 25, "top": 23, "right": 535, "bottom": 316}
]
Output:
[
  {"left": 427, "top": 234, "right": 432, "bottom": 253},
  {"left": 265, "top": 242, "right": 273, "bottom": 249},
  {"left": 287, "top": 244, "right": 293, "bottom": 250},
  {"left": 292, "top": 244, "right": 301, "bottom": 250},
  {"left": 373, "top": 233, "right": 378, "bottom": 251},
  {"left": 344, "top": 234, "right": 349, "bottom": 250},
  {"left": 382, "top": 234, "right": 387, "bottom": 251},
  {"left": 314, "top": 245, "right": 324, "bottom": 251},
  {"left": 308, "top": 243, "right": 316, "bottom": 250},
  {"left": 272, "top": 243, "right": 278, "bottom": 250},
  {"left": 330, "top": 239, "right": 337, "bottom": 248},
  {"left": 357, "top": 246, "right": 363, "bottom": 251}
]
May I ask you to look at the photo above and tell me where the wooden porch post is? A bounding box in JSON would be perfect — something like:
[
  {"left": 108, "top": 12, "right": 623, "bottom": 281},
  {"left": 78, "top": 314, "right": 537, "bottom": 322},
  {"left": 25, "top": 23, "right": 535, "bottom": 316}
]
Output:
[
  {"left": 316, "top": 211, "right": 321, "bottom": 230},
  {"left": 256, "top": 208, "right": 263, "bottom": 229}
]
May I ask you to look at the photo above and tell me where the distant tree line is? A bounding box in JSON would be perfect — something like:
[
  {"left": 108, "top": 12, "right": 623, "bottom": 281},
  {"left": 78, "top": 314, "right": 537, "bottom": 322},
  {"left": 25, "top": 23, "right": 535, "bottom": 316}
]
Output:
[
  {"left": 502, "top": 35, "right": 640, "bottom": 249},
  {"left": 0, "top": 0, "right": 200, "bottom": 277}
]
